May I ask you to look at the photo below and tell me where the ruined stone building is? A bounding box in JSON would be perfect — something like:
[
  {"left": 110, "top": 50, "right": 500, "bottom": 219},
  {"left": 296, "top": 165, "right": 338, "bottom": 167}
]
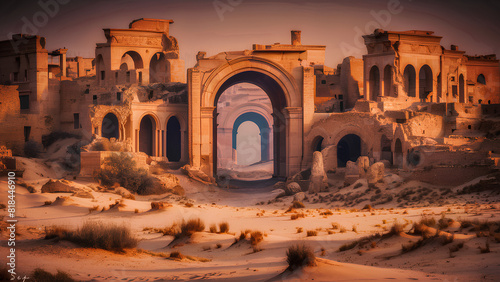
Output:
[{"left": 0, "top": 19, "right": 498, "bottom": 180}]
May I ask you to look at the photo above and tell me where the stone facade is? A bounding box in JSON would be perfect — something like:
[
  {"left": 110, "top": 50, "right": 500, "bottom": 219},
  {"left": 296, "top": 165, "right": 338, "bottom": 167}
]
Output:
[{"left": 0, "top": 21, "right": 498, "bottom": 180}]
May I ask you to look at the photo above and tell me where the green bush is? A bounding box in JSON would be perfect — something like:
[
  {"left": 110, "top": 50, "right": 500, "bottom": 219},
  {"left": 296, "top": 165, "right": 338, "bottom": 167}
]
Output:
[{"left": 95, "top": 153, "right": 167, "bottom": 195}]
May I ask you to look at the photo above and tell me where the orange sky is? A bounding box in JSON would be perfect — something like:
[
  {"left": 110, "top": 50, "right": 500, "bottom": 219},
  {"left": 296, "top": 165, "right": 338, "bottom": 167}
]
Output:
[{"left": 0, "top": 0, "right": 499, "bottom": 69}]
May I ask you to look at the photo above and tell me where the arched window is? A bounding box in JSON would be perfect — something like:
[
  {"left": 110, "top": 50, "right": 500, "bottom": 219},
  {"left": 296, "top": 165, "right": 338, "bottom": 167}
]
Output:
[
  {"left": 477, "top": 74, "right": 486, "bottom": 85},
  {"left": 369, "top": 66, "right": 380, "bottom": 101},
  {"left": 419, "top": 65, "right": 433, "bottom": 101},
  {"left": 383, "top": 65, "right": 392, "bottom": 97},
  {"left": 404, "top": 65, "right": 416, "bottom": 97}
]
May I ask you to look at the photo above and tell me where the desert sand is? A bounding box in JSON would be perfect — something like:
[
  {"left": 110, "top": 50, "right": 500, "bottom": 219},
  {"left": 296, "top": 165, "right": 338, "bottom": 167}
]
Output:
[{"left": 1, "top": 151, "right": 499, "bottom": 282}]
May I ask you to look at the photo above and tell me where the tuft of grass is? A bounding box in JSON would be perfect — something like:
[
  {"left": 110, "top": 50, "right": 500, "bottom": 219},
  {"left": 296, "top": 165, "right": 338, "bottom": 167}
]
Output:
[
  {"left": 169, "top": 251, "right": 184, "bottom": 260},
  {"left": 32, "top": 268, "right": 75, "bottom": 282},
  {"left": 320, "top": 210, "right": 333, "bottom": 216},
  {"left": 219, "top": 222, "right": 230, "bottom": 233},
  {"left": 250, "top": 231, "right": 264, "bottom": 246},
  {"left": 419, "top": 216, "right": 436, "bottom": 227},
  {"left": 286, "top": 243, "right": 316, "bottom": 270},
  {"left": 45, "top": 221, "right": 137, "bottom": 252},
  {"left": 44, "top": 201, "right": 52, "bottom": 206},
  {"left": 176, "top": 218, "right": 205, "bottom": 238},
  {"left": 185, "top": 202, "right": 193, "bottom": 208},
  {"left": 297, "top": 227, "right": 303, "bottom": 233},
  {"left": 362, "top": 204, "right": 373, "bottom": 211},
  {"left": 306, "top": 230, "right": 318, "bottom": 237},
  {"left": 339, "top": 226, "right": 347, "bottom": 233},
  {"left": 388, "top": 221, "right": 404, "bottom": 235},
  {"left": 209, "top": 224, "right": 217, "bottom": 233},
  {"left": 438, "top": 217, "right": 454, "bottom": 230},
  {"left": 352, "top": 225, "right": 358, "bottom": 233},
  {"left": 338, "top": 241, "right": 358, "bottom": 252},
  {"left": 291, "top": 213, "right": 305, "bottom": 220},
  {"left": 331, "top": 222, "right": 340, "bottom": 230}
]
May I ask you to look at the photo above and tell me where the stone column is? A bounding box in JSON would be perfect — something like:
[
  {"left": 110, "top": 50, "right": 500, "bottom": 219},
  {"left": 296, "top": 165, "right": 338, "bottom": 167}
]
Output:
[
  {"left": 284, "top": 107, "right": 303, "bottom": 177},
  {"left": 188, "top": 69, "right": 202, "bottom": 169},
  {"left": 200, "top": 107, "right": 215, "bottom": 176},
  {"left": 302, "top": 66, "right": 315, "bottom": 137}
]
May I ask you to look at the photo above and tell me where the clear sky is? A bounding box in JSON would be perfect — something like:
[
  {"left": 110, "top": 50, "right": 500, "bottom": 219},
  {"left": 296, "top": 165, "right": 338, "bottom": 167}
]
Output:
[{"left": 0, "top": 0, "right": 498, "bottom": 69}]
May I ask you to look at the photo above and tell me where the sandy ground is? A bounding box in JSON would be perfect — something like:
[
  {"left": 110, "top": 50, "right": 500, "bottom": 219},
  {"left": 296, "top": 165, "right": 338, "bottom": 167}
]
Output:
[{"left": 1, "top": 154, "right": 500, "bottom": 281}]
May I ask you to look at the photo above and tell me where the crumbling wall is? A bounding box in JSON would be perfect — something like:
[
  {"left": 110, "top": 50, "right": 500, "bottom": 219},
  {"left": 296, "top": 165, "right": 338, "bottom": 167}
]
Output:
[{"left": 0, "top": 85, "right": 25, "bottom": 154}]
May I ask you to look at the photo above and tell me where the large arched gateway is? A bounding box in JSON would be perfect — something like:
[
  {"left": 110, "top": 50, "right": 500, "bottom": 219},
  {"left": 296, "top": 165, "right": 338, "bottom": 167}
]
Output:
[{"left": 188, "top": 54, "right": 311, "bottom": 178}]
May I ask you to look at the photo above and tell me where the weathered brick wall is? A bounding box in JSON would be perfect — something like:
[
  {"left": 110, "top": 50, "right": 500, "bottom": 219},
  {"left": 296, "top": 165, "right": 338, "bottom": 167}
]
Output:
[{"left": 0, "top": 85, "right": 25, "bottom": 154}]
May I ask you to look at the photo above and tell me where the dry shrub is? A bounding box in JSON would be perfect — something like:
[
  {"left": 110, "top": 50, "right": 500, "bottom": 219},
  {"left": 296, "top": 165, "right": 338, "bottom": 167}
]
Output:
[
  {"left": 440, "top": 234, "right": 455, "bottom": 245},
  {"left": 169, "top": 251, "right": 184, "bottom": 259},
  {"left": 151, "top": 201, "right": 169, "bottom": 210},
  {"left": 331, "top": 222, "right": 340, "bottom": 230},
  {"left": 291, "top": 213, "right": 305, "bottom": 220},
  {"left": 95, "top": 153, "right": 167, "bottom": 195},
  {"left": 339, "top": 226, "right": 347, "bottom": 233},
  {"left": 176, "top": 218, "right": 205, "bottom": 238},
  {"left": 438, "top": 217, "right": 454, "bottom": 230},
  {"left": 338, "top": 241, "right": 358, "bottom": 252},
  {"left": 32, "top": 268, "right": 75, "bottom": 282},
  {"left": 306, "top": 230, "right": 317, "bottom": 237},
  {"left": 362, "top": 204, "right": 373, "bottom": 211},
  {"left": 286, "top": 243, "right": 316, "bottom": 270},
  {"left": 44, "top": 226, "right": 71, "bottom": 240},
  {"left": 250, "top": 231, "right": 264, "bottom": 245},
  {"left": 320, "top": 210, "right": 333, "bottom": 216},
  {"left": 219, "top": 222, "right": 230, "bottom": 233},
  {"left": 389, "top": 221, "right": 404, "bottom": 235},
  {"left": 419, "top": 216, "right": 436, "bottom": 227},
  {"left": 297, "top": 227, "right": 303, "bottom": 233},
  {"left": 291, "top": 201, "right": 305, "bottom": 208},
  {"left": 184, "top": 202, "right": 193, "bottom": 208},
  {"left": 44, "top": 221, "right": 137, "bottom": 252},
  {"left": 44, "top": 201, "right": 52, "bottom": 206},
  {"left": 209, "top": 224, "right": 217, "bottom": 233}
]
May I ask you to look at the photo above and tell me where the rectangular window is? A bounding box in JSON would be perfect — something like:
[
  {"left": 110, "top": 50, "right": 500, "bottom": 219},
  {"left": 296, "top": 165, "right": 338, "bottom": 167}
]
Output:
[
  {"left": 126, "top": 71, "right": 130, "bottom": 83},
  {"left": 338, "top": 95, "right": 344, "bottom": 100},
  {"left": 117, "top": 92, "right": 121, "bottom": 101},
  {"left": 138, "top": 72, "right": 142, "bottom": 84},
  {"left": 92, "top": 95, "right": 97, "bottom": 105},
  {"left": 100, "top": 71, "right": 105, "bottom": 80},
  {"left": 321, "top": 80, "right": 326, "bottom": 84},
  {"left": 24, "top": 126, "right": 31, "bottom": 142},
  {"left": 73, "top": 113, "right": 80, "bottom": 129},
  {"left": 115, "top": 72, "right": 118, "bottom": 82},
  {"left": 468, "top": 96, "right": 473, "bottom": 103},
  {"left": 19, "top": 95, "right": 29, "bottom": 109},
  {"left": 452, "top": 85, "right": 457, "bottom": 96},
  {"left": 13, "top": 72, "right": 19, "bottom": 81},
  {"left": 24, "top": 70, "right": 28, "bottom": 81}
]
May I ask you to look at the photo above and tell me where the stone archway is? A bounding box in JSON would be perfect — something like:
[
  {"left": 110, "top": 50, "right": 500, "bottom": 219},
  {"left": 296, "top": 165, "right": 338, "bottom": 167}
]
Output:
[
  {"left": 139, "top": 115, "right": 156, "bottom": 156},
  {"left": 166, "top": 116, "right": 181, "bottom": 162},
  {"left": 102, "top": 113, "right": 120, "bottom": 140},
  {"left": 189, "top": 56, "right": 302, "bottom": 178},
  {"left": 336, "top": 134, "right": 361, "bottom": 167},
  {"left": 232, "top": 112, "right": 271, "bottom": 164},
  {"left": 369, "top": 65, "right": 380, "bottom": 101}
]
